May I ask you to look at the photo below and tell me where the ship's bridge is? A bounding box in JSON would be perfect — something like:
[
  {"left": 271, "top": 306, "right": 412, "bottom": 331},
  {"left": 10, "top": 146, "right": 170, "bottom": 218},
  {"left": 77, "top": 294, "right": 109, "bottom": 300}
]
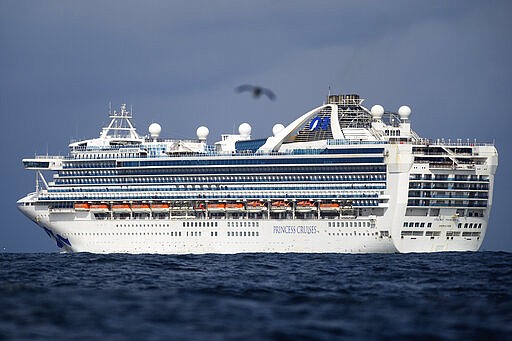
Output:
[{"left": 23, "top": 156, "right": 64, "bottom": 170}]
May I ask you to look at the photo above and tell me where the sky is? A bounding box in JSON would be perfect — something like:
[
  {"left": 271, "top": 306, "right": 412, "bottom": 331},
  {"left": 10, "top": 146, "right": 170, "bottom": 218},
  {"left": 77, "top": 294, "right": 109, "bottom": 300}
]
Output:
[{"left": 1, "top": 0, "right": 511, "bottom": 252}]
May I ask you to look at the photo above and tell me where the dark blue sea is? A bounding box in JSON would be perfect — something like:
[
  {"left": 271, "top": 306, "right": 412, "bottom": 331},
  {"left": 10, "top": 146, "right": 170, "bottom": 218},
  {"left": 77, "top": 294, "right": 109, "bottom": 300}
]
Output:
[{"left": 1, "top": 252, "right": 511, "bottom": 340}]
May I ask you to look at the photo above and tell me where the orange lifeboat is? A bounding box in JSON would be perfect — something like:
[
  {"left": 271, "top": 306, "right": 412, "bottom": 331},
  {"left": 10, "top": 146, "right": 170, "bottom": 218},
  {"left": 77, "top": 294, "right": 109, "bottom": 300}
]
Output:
[
  {"left": 151, "top": 203, "right": 170, "bottom": 211},
  {"left": 247, "top": 201, "right": 266, "bottom": 211},
  {"left": 296, "top": 201, "right": 316, "bottom": 211},
  {"left": 90, "top": 203, "right": 109, "bottom": 212},
  {"left": 132, "top": 203, "right": 151, "bottom": 212},
  {"left": 320, "top": 202, "right": 340, "bottom": 211},
  {"left": 271, "top": 201, "right": 290, "bottom": 211},
  {"left": 74, "top": 203, "right": 90, "bottom": 211},
  {"left": 112, "top": 203, "right": 131, "bottom": 212},
  {"left": 207, "top": 203, "right": 226, "bottom": 211},
  {"left": 226, "top": 203, "right": 245, "bottom": 211}
]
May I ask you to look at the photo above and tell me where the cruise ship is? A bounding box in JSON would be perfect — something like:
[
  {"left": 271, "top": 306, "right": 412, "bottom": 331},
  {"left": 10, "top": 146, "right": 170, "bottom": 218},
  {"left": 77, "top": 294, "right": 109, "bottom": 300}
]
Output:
[{"left": 17, "top": 94, "right": 498, "bottom": 253}]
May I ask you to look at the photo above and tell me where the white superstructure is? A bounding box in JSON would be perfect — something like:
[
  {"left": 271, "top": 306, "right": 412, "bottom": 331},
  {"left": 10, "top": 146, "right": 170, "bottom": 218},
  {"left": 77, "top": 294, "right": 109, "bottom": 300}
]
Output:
[{"left": 17, "top": 95, "right": 498, "bottom": 253}]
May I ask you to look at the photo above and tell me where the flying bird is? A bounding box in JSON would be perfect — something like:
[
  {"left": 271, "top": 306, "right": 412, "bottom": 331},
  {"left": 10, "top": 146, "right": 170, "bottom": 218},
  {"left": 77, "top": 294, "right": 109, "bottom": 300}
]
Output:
[{"left": 236, "top": 84, "right": 276, "bottom": 100}]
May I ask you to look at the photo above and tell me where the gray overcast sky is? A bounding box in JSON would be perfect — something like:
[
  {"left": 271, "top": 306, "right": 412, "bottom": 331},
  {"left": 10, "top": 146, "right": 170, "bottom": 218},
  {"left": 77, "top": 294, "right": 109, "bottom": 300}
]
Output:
[{"left": 1, "top": 0, "right": 511, "bottom": 252}]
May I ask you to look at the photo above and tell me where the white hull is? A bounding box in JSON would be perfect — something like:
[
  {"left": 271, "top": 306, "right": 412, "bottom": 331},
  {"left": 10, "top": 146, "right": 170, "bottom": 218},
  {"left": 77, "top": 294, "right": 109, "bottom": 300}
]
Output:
[{"left": 18, "top": 205, "right": 488, "bottom": 254}]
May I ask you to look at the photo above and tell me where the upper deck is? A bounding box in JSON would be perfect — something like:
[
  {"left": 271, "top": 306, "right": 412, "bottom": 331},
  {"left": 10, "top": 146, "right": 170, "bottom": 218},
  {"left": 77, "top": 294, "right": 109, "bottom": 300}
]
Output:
[{"left": 23, "top": 94, "right": 496, "bottom": 169}]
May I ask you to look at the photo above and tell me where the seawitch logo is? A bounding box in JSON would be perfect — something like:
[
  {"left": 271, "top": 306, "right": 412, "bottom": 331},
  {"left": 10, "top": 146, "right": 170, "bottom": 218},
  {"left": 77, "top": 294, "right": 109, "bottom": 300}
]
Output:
[{"left": 309, "top": 116, "right": 330, "bottom": 131}]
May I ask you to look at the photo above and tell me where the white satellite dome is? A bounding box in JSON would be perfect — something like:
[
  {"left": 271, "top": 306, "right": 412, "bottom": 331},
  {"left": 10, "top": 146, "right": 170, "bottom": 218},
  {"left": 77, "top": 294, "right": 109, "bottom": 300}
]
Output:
[
  {"left": 196, "top": 126, "right": 209, "bottom": 141},
  {"left": 272, "top": 123, "right": 285, "bottom": 136},
  {"left": 148, "top": 123, "right": 162, "bottom": 138},
  {"left": 239, "top": 123, "right": 252, "bottom": 138},
  {"left": 370, "top": 105, "right": 384, "bottom": 120},
  {"left": 398, "top": 105, "right": 411, "bottom": 121}
]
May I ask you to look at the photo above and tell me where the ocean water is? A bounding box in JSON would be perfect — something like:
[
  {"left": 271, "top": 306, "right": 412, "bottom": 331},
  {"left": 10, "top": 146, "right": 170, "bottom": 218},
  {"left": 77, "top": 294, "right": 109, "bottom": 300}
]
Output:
[{"left": 1, "top": 252, "right": 511, "bottom": 340}]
